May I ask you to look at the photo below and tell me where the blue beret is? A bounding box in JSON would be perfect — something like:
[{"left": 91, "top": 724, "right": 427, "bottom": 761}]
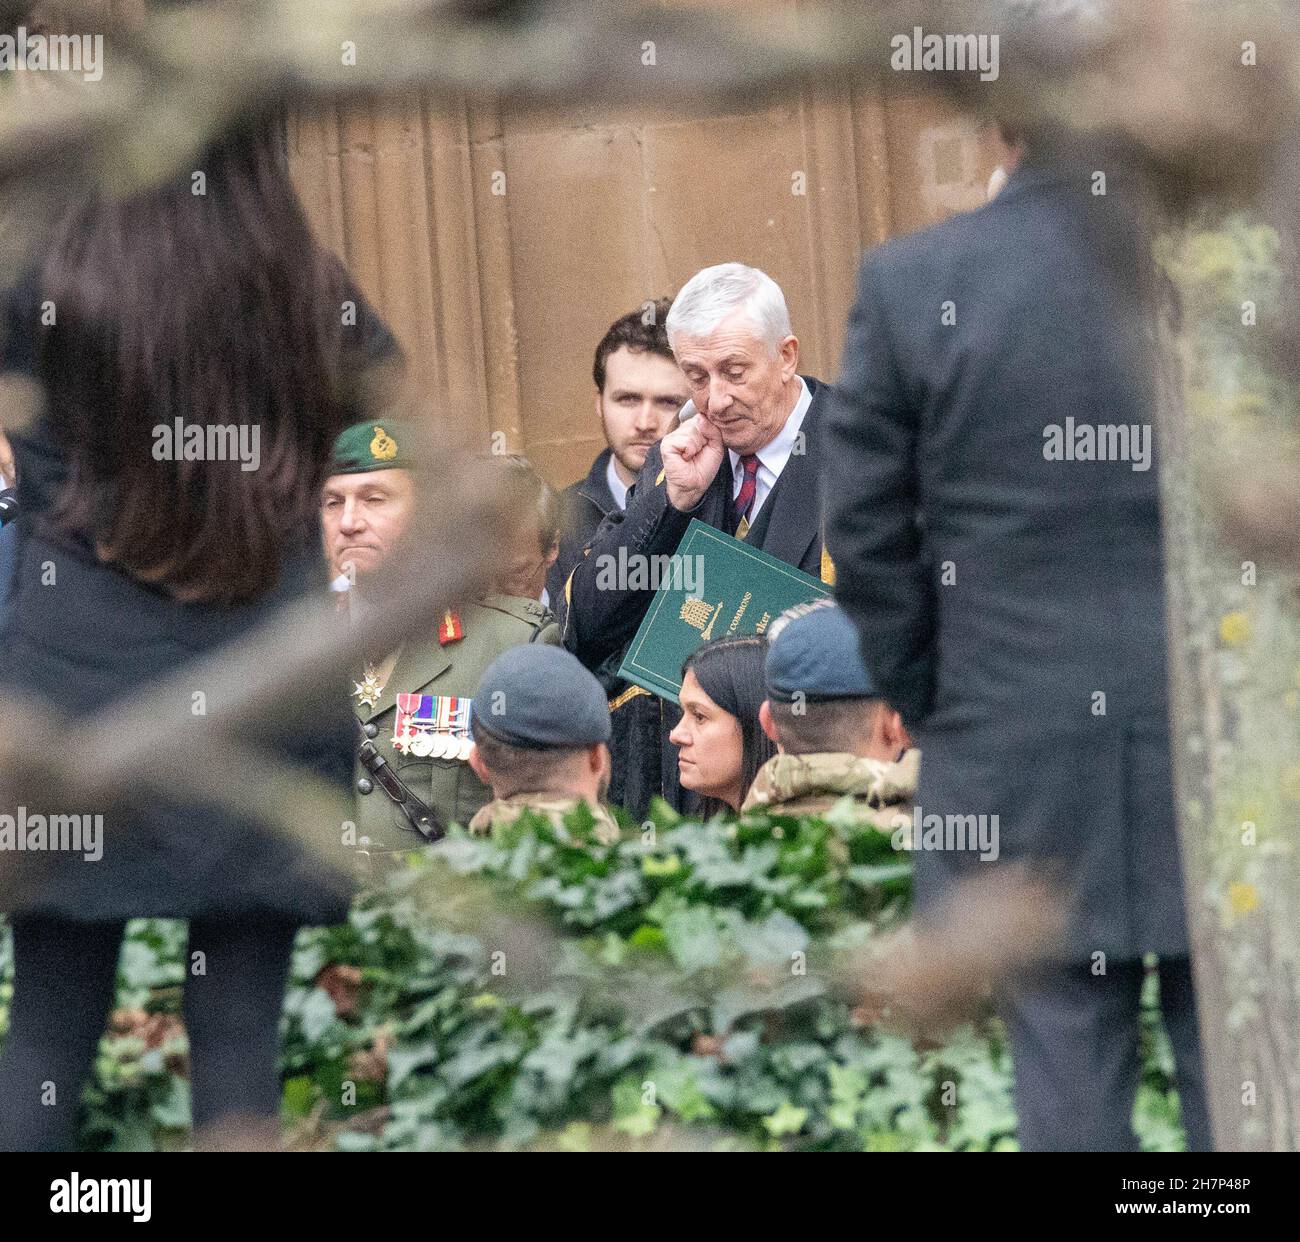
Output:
[
  {"left": 472, "top": 645, "right": 611, "bottom": 749},
  {"left": 764, "top": 603, "right": 876, "bottom": 702}
]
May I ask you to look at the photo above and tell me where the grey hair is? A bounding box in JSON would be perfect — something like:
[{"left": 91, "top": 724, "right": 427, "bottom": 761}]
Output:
[{"left": 665, "top": 262, "right": 792, "bottom": 356}]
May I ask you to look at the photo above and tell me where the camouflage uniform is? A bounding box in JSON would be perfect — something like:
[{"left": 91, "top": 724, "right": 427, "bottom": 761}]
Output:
[
  {"left": 741, "top": 748, "right": 920, "bottom": 833},
  {"left": 467, "top": 793, "right": 621, "bottom": 845}
]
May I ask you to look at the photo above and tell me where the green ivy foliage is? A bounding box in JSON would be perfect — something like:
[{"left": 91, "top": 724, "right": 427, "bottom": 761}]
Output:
[{"left": 0, "top": 804, "right": 1188, "bottom": 1151}]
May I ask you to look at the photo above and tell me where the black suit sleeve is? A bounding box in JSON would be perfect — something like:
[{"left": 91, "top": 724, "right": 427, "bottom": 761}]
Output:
[
  {"left": 823, "top": 252, "right": 934, "bottom": 728},
  {"left": 562, "top": 444, "right": 695, "bottom": 671}
]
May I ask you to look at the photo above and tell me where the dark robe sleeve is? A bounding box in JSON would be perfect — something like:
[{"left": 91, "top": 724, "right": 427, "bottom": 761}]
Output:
[{"left": 562, "top": 443, "right": 694, "bottom": 673}]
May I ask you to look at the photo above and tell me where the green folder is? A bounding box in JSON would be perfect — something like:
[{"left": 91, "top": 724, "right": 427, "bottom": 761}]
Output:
[{"left": 616, "top": 519, "right": 832, "bottom": 704}]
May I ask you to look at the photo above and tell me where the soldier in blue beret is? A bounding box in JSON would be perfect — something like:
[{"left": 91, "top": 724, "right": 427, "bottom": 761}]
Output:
[
  {"left": 467, "top": 646, "right": 621, "bottom": 844},
  {"left": 744, "top": 600, "right": 917, "bottom": 826}
]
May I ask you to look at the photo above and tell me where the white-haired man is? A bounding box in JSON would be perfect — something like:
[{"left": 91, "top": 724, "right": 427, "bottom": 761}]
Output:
[{"left": 564, "top": 262, "right": 834, "bottom": 817}]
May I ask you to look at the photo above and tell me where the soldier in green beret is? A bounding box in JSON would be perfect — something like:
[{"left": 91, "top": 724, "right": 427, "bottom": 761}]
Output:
[
  {"left": 322, "top": 420, "right": 559, "bottom": 862},
  {"left": 743, "top": 600, "right": 918, "bottom": 831}
]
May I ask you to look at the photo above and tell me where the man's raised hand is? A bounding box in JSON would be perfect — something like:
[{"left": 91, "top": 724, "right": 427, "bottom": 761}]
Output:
[{"left": 660, "top": 412, "right": 725, "bottom": 512}]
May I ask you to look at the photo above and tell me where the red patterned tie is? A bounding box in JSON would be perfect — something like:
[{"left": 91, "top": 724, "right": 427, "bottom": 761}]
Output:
[{"left": 731, "top": 454, "right": 760, "bottom": 536}]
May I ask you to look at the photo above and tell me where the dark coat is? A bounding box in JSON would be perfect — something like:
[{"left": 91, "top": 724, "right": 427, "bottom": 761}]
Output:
[
  {"left": 565, "top": 377, "right": 832, "bottom": 818},
  {"left": 0, "top": 266, "right": 396, "bottom": 925},
  {"left": 545, "top": 448, "right": 620, "bottom": 631},
  {"left": 823, "top": 156, "right": 1187, "bottom": 960}
]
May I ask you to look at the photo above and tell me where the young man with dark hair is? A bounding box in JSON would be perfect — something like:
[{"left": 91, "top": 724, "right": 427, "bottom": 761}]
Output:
[{"left": 545, "top": 298, "right": 688, "bottom": 623}]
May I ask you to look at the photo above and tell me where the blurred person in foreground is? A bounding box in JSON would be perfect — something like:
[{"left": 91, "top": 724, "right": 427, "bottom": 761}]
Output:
[
  {"left": 746, "top": 600, "right": 917, "bottom": 829},
  {"left": 492, "top": 454, "right": 561, "bottom": 605},
  {"left": 823, "top": 117, "right": 1209, "bottom": 1151},
  {"left": 0, "top": 114, "right": 393, "bottom": 1151},
  {"left": 467, "top": 644, "right": 620, "bottom": 845}
]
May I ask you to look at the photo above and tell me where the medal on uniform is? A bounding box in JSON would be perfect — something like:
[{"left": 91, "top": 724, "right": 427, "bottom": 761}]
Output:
[
  {"left": 410, "top": 731, "right": 436, "bottom": 757},
  {"left": 449, "top": 697, "right": 475, "bottom": 759},
  {"left": 353, "top": 663, "right": 385, "bottom": 710},
  {"left": 431, "top": 695, "right": 454, "bottom": 758},
  {"left": 394, "top": 693, "right": 473, "bottom": 760},
  {"left": 393, "top": 723, "right": 416, "bottom": 755}
]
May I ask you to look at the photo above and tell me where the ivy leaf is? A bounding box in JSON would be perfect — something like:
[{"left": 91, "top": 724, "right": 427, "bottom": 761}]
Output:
[
  {"left": 282, "top": 1075, "right": 316, "bottom": 1118},
  {"left": 557, "top": 1121, "right": 592, "bottom": 1152},
  {"left": 296, "top": 988, "right": 338, "bottom": 1042},
  {"left": 762, "top": 1100, "right": 809, "bottom": 1137},
  {"left": 846, "top": 862, "right": 912, "bottom": 890},
  {"left": 386, "top": 1041, "right": 440, "bottom": 1092},
  {"left": 149, "top": 1076, "right": 191, "bottom": 1130},
  {"left": 662, "top": 907, "right": 721, "bottom": 972},
  {"left": 612, "top": 1077, "right": 660, "bottom": 1137}
]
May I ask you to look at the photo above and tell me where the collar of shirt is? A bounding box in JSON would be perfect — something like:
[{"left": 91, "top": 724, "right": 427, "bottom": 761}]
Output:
[
  {"left": 728, "top": 376, "right": 810, "bottom": 520},
  {"left": 604, "top": 452, "right": 630, "bottom": 511}
]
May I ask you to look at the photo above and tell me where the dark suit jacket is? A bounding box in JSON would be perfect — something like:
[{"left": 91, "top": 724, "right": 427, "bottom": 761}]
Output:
[
  {"left": 823, "top": 156, "right": 1187, "bottom": 960},
  {"left": 545, "top": 448, "right": 620, "bottom": 631},
  {"left": 566, "top": 376, "right": 831, "bottom": 816}
]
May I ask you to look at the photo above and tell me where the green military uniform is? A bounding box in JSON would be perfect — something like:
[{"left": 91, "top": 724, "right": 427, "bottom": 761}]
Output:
[
  {"left": 352, "top": 595, "right": 558, "bottom": 851},
  {"left": 467, "top": 793, "right": 621, "bottom": 845},
  {"left": 327, "top": 418, "right": 560, "bottom": 854},
  {"left": 742, "top": 747, "right": 919, "bottom": 833}
]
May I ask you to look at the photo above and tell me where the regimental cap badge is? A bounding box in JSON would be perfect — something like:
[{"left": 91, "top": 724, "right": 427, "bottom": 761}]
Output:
[{"left": 329, "top": 419, "right": 416, "bottom": 474}]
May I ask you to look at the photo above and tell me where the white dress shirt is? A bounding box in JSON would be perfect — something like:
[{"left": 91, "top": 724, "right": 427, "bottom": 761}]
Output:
[
  {"left": 605, "top": 452, "right": 630, "bottom": 511},
  {"left": 728, "top": 377, "right": 811, "bottom": 521}
]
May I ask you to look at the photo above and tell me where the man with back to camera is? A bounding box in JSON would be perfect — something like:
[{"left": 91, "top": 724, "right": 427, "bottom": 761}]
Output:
[{"left": 822, "top": 108, "right": 1209, "bottom": 1150}]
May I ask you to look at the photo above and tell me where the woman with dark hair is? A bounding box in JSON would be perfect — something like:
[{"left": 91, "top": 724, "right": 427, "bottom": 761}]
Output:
[
  {"left": 669, "top": 635, "right": 775, "bottom": 817},
  {"left": 0, "top": 114, "right": 397, "bottom": 1150}
]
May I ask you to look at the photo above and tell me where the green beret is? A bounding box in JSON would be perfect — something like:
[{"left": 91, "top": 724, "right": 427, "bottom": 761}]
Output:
[{"left": 330, "top": 420, "right": 416, "bottom": 474}]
